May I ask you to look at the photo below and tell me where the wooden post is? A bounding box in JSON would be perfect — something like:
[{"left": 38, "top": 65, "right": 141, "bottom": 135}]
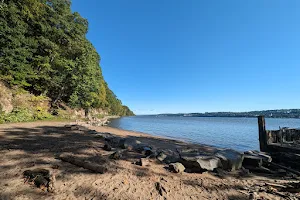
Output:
[{"left": 258, "top": 116, "right": 268, "bottom": 152}]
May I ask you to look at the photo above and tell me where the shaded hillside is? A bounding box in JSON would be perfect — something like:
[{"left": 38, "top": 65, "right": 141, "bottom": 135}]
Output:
[{"left": 0, "top": 0, "right": 133, "bottom": 116}]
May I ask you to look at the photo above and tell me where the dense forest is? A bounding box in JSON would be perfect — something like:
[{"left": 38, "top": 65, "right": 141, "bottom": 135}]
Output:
[{"left": 0, "top": 0, "right": 134, "bottom": 116}]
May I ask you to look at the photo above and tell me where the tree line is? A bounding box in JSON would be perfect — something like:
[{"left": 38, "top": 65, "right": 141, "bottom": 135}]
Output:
[{"left": 0, "top": 0, "right": 134, "bottom": 116}]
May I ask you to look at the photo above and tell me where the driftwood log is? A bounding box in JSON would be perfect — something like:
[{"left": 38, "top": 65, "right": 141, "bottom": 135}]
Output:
[
  {"left": 267, "top": 161, "right": 300, "bottom": 176},
  {"left": 59, "top": 154, "right": 107, "bottom": 174}
]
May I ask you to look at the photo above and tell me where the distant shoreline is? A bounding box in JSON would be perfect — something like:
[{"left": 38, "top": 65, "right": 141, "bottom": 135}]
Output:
[{"left": 136, "top": 109, "right": 300, "bottom": 119}]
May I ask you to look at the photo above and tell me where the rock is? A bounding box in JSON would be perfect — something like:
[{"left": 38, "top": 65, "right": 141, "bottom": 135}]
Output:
[
  {"left": 157, "top": 152, "right": 167, "bottom": 162},
  {"left": 64, "top": 124, "right": 72, "bottom": 128},
  {"left": 88, "top": 130, "right": 98, "bottom": 134},
  {"left": 119, "top": 138, "right": 142, "bottom": 150},
  {"left": 137, "top": 146, "right": 154, "bottom": 156},
  {"left": 103, "top": 143, "right": 112, "bottom": 151},
  {"left": 169, "top": 163, "right": 185, "bottom": 173},
  {"left": 70, "top": 125, "right": 80, "bottom": 130},
  {"left": 109, "top": 151, "right": 122, "bottom": 160},
  {"left": 138, "top": 158, "right": 150, "bottom": 166},
  {"left": 181, "top": 155, "right": 222, "bottom": 172},
  {"left": 243, "top": 155, "right": 263, "bottom": 168},
  {"left": 95, "top": 132, "right": 111, "bottom": 139},
  {"left": 156, "top": 151, "right": 180, "bottom": 164},
  {"left": 105, "top": 137, "right": 122, "bottom": 147},
  {"left": 215, "top": 149, "right": 244, "bottom": 171}
]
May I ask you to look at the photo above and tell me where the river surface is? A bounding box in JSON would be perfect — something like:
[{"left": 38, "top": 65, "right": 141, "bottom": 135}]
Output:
[{"left": 108, "top": 116, "right": 300, "bottom": 151}]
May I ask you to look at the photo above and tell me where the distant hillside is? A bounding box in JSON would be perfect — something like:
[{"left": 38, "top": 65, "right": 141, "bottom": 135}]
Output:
[
  {"left": 0, "top": 0, "right": 134, "bottom": 118},
  {"left": 157, "top": 109, "right": 300, "bottom": 118}
]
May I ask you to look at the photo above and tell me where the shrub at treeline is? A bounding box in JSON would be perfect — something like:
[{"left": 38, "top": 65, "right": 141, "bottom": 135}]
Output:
[{"left": 0, "top": 0, "right": 134, "bottom": 116}]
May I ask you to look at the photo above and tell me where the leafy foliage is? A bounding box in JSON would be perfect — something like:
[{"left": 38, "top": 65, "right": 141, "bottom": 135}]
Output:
[{"left": 0, "top": 0, "right": 133, "bottom": 116}]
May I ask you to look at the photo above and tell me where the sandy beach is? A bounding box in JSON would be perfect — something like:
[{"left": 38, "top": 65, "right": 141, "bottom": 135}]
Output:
[{"left": 0, "top": 121, "right": 295, "bottom": 200}]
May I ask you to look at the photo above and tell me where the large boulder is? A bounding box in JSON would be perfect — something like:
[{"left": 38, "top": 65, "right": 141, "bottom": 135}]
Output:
[
  {"left": 180, "top": 155, "right": 222, "bottom": 172},
  {"left": 215, "top": 149, "right": 244, "bottom": 171}
]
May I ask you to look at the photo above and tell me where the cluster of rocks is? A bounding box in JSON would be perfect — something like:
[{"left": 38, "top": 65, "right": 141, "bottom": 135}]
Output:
[
  {"left": 66, "top": 125, "right": 275, "bottom": 175},
  {"left": 100, "top": 133, "right": 253, "bottom": 174}
]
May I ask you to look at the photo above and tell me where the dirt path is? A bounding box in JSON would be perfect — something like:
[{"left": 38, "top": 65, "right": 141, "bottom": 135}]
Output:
[{"left": 0, "top": 121, "right": 292, "bottom": 200}]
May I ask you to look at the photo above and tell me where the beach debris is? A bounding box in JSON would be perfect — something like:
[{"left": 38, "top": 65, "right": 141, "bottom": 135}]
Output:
[
  {"left": 215, "top": 149, "right": 244, "bottom": 171},
  {"left": 23, "top": 168, "right": 55, "bottom": 192},
  {"left": 169, "top": 162, "right": 185, "bottom": 173},
  {"left": 103, "top": 143, "right": 112, "bottom": 151},
  {"left": 180, "top": 155, "right": 222, "bottom": 172},
  {"left": 59, "top": 154, "right": 107, "bottom": 173},
  {"left": 244, "top": 151, "right": 272, "bottom": 162},
  {"left": 109, "top": 151, "right": 122, "bottom": 160},
  {"left": 155, "top": 182, "right": 167, "bottom": 196}
]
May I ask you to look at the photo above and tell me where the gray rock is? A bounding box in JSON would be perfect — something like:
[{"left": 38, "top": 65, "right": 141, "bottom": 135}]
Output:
[
  {"left": 169, "top": 163, "right": 185, "bottom": 173},
  {"left": 156, "top": 150, "right": 180, "bottom": 164},
  {"left": 156, "top": 152, "right": 167, "bottom": 162},
  {"left": 181, "top": 155, "right": 222, "bottom": 172},
  {"left": 137, "top": 158, "right": 150, "bottom": 166},
  {"left": 95, "top": 132, "right": 111, "bottom": 139},
  {"left": 119, "top": 138, "right": 142, "bottom": 150},
  {"left": 215, "top": 149, "right": 244, "bottom": 171},
  {"left": 105, "top": 136, "right": 122, "bottom": 147}
]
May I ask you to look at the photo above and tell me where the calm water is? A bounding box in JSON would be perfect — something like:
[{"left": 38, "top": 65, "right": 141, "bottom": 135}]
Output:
[{"left": 108, "top": 116, "right": 300, "bottom": 151}]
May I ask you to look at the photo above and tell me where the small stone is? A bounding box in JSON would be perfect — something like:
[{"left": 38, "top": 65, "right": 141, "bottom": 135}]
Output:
[
  {"left": 169, "top": 163, "right": 185, "bottom": 173},
  {"left": 109, "top": 151, "right": 122, "bottom": 160},
  {"left": 157, "top": 152, "right": 167, "bottom": 162}
]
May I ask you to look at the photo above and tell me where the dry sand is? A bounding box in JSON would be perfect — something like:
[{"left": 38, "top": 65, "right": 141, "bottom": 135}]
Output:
[{"left": 0, "top": 121, "right": 294, "bottom": 200}]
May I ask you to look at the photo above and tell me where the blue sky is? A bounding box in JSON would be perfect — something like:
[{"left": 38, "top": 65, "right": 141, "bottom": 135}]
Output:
[{"left": 72, "top": 1, "right": 300, "bottom": 115}]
